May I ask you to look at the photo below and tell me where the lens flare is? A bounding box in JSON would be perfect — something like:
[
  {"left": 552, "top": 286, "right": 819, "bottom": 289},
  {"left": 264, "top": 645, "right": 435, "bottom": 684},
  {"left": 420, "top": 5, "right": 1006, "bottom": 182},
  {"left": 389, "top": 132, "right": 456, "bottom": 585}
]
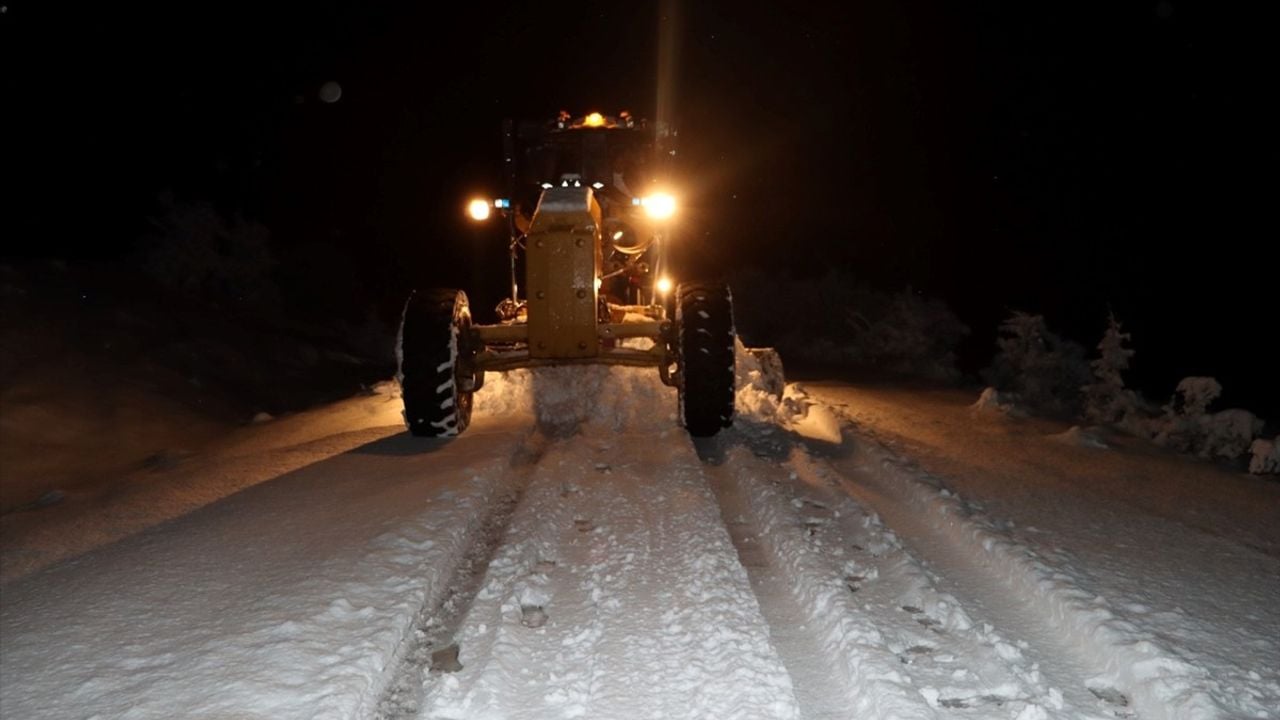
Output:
[
  {"left": 467, "top": 198, "right": 491, "bottom": 221},
  {"left": 642, "top": 193, "right": 676, "bottom": 220}
]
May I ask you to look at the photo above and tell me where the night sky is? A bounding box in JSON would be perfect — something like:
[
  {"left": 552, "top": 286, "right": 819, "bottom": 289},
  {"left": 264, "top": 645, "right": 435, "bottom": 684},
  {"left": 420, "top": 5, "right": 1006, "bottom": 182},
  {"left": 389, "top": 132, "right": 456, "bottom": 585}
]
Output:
[{"left": 3, "top": 1, "right": 1275, "bottom": 417}]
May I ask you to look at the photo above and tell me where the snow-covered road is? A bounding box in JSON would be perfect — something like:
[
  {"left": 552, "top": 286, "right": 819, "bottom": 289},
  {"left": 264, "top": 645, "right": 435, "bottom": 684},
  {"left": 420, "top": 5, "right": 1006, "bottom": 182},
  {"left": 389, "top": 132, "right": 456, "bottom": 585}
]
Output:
[{"left": 2, "top": 361, "right": 1276, "bottom": 719}]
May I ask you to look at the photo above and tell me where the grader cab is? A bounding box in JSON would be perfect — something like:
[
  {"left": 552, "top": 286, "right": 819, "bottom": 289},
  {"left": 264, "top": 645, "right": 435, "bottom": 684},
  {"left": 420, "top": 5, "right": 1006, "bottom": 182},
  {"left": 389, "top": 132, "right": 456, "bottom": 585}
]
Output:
[{"left": 396, "top": 111, "right": 736, "bottom": 438}]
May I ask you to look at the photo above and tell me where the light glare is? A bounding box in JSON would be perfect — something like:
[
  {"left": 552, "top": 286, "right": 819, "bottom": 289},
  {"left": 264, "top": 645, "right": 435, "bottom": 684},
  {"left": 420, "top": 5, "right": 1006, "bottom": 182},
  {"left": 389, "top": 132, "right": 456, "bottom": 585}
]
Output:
[
  {"left": 467, "top": 198, "right": 491, "bottom": 221},
  {"left": 655, "top": 277, "right": 673, "bottom": 294},
  {"left": 642, "top": 193, "right": 676, "bottom": 220}
]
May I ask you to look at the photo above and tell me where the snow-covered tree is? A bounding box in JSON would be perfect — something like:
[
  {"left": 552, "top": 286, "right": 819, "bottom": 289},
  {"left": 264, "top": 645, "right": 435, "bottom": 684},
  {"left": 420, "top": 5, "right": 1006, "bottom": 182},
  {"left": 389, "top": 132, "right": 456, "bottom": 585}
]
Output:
[
  {"left": 1083, "top": 314, "right": 1138, "bottom": 424},
  {"left": 1150, "top": 377, "right": 1262, "bottom": 460},
  {"left": 983, "top": 312, "right": 1092, "bottom": 416}
]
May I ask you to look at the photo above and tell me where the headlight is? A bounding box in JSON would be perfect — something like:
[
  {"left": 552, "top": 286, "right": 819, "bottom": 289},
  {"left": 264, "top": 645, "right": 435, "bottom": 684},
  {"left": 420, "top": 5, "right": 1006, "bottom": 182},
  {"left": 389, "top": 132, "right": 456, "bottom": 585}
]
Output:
[
  {"left": 467, "top": 198, "right": 491, "bottom": 221},
  {"left": 655, "top": 277, "right": 673, "bottom": 294},
  {"left": 637, "top": 193, "right": 676, "bottom": 220},
  {"left": 603, "top": 218, "right": 652, "bottom": 256}
]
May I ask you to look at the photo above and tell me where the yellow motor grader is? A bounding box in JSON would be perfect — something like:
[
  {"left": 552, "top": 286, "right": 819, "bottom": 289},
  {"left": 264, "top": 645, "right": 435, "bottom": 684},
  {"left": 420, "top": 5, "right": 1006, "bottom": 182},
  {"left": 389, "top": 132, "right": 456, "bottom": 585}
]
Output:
[{"left": 396, "top": 111, "right": 736, "bottom": 438}]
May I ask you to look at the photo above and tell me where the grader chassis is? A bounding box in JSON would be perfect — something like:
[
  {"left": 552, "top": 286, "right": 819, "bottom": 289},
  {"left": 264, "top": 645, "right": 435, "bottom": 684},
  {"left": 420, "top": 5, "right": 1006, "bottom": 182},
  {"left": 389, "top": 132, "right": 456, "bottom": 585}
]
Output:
[{"left": 396, "top": 112, "right": 737, "bottom": 438}]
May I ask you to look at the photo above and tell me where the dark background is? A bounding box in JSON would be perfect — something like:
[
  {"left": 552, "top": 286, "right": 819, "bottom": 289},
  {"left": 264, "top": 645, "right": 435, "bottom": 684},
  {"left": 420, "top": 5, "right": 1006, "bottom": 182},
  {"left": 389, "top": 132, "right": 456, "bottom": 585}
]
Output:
[{"left": 2, "top": 1, "right": 1275, "bottom": 416}]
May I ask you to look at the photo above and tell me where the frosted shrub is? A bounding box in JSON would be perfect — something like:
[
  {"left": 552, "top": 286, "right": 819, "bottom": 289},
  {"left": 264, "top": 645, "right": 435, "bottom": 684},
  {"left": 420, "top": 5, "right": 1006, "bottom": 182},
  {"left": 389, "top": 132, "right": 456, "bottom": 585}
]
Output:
[
  {"left": 1171, "top": 377, "right": 1222, "bottom": 417},
  {"left": 845, "top": 290, "right": 969, "bottom": 382},
  {"left": 983, "top": 312, "right": 1091, "bottom": 416},
  {"left": 730, "top": 268, "right": 861, "bottom": 352},
  {"left": 1250, "top": 437, "right": 1279, "bottom": 475},
  {"left": 730, "top": 270, "right": 967, "bottom": 382},
  {"left": 1083, "top": 314, "right": 1138, "bottom": 424},
  {"left": 1151, "top": 377, "right": 1262, "bottom": 460},
  {"left": 1152, "top": 377, "right": 1221, "bottom": 454},
  {"left": 1199, "top": 409, "right": 1264, "bottom": 460},
  {"left": 142, "top": 193, "right": 277, "bottom": 308}
]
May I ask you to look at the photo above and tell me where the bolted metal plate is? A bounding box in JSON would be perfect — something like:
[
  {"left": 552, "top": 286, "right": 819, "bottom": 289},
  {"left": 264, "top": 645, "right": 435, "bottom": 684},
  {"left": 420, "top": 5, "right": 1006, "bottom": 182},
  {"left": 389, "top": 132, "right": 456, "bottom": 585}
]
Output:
[{"left": 526, "top": 188, "right": 602, "bottom": 359}]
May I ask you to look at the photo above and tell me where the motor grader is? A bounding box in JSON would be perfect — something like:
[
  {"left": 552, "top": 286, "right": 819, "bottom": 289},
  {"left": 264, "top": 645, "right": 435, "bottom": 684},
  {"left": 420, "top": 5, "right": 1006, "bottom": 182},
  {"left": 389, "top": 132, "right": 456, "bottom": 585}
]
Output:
[{"left": 396, "top": 111, "right": 736, "bottom": 438}]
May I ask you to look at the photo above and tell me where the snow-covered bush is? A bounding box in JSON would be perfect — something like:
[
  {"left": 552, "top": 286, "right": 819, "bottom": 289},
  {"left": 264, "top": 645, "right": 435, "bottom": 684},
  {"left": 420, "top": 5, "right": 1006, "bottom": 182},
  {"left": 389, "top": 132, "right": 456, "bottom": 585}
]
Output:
[
  {"left": 731, "top": 269, "right": 968, "bottom": 382},
  {"left": 1149, "top": 377, "right": 1263, "bottom": 461},
  {"left": 1150, "top": 377, "right": 1220, "bottom": 454},
  {"left": 730, "top": 268, "right": 861, "bottom": 353},
  {"left": 1250, "top": 437, "right": 1279, "bottom": 475},
  {"left": 843, "top": 289, "right": 970, "bottom": 382},
  {"left": 1169, "top": 377, "right": 1222, "bottom": 418},
  {"left": 983, "top": 312, "right": 1091, "bottom": 416},
  {"left": 1199, "top": 409, "right": 1265, "bottom": 460},
  {"left": 1082, "top": 314, "right": 1140, "bottom": 424},
  {"left": 141, "top": 193, "right": 277, "bottom": 308}
]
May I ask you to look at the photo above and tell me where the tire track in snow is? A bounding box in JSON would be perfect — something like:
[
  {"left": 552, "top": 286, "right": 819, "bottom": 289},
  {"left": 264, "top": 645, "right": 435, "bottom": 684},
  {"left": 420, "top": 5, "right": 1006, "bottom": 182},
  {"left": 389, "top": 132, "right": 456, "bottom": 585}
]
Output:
[
  {"left": 701, "top": 442, "right": 916, "bottom": 720},
  {"left": 418, "top": 429, "right": 802, "bottom": 720},
  {"left": 372, "top": 432, "right": 550, "bottom": 720},
  {"left": 704, "top": 431, "right": 1100, "bottom": 720},
  {"left": 819, "top": 423, "right": 1222, "bottom": 720}
]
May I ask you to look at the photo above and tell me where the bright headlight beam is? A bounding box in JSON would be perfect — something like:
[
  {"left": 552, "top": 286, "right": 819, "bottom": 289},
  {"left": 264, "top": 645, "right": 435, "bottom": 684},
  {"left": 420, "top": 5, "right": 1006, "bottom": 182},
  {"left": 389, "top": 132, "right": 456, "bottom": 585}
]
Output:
[
  {"left": 467, "top": 198, "right": 491, "bottom": 221},
  {"left": 655, "top": 277, "right": 673, "bottom": 294},
  {"left": 641, "top": 193, "right": 676, "bottom": 220}
]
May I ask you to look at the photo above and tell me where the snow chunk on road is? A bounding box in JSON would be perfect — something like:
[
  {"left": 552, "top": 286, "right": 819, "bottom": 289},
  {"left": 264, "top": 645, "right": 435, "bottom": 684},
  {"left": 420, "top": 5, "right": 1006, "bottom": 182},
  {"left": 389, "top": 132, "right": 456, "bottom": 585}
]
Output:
[
  {"left": 734, "top": 342, "right": 841, "bottom": 443},
  {"left": 971, "top": 386, "right": 1025, "bottom": 417},
  {"left": 1048, "top": 426, "right": 1109, "bottom": 449}
]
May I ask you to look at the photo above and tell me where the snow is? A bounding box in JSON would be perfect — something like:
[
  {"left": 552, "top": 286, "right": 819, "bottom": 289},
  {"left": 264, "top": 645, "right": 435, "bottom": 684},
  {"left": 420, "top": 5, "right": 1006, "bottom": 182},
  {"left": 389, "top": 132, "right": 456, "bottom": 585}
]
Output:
[
  {"left": 1251, "top": 437, "right": 1279, "bottom": 475},
  {"left": 2, "top": 423, "right": 524, "bottom": 718},
  {"left": 1, "top": 382, "right": 410, "bottom": 582},
  {"left": 3, "top": 353, "right": 1279, "bottom": 719},
  {"left": 1048, "top": 425, "right": 1109, "bottom": 449},
  {"left": 970, "top": 386, "right": 1024, "bottom": 417},
  {"left": 419, "top": 432, "right": 799, "bottom": 720},
  {"left": 808, "top": 381, "right": 1280, "bottom": 719}
]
